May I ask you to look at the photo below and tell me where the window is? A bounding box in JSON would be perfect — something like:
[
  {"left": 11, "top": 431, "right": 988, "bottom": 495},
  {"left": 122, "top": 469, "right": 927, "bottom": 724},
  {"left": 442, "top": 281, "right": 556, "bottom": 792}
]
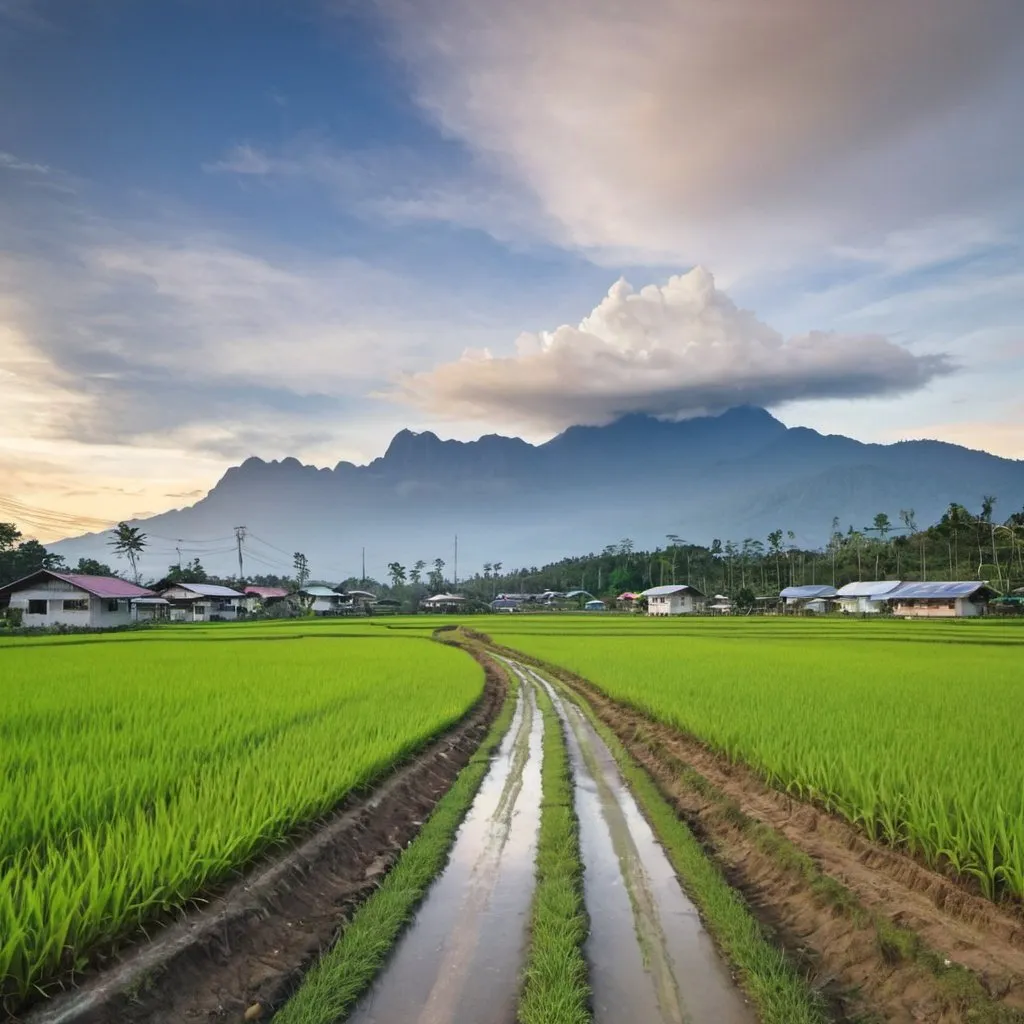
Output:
[
  {"left": 106, "top": 600, "right": 120, "bottom": 612},
  {"left": 63, "top": 599, "right": 88, "bottom": 612},
  {"left": 27, "top": 600, "right": 47, "bottom": 615}
]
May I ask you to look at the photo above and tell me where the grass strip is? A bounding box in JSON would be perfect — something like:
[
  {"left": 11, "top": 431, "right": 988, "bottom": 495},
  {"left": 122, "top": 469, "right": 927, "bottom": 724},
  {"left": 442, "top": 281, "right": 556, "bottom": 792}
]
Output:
[
  {"left": 544, "top": 671, "right": 831, "bottom": 1024},
  {"left": 273, "top": 665, "right": 518, "bottom": 1024},
  {"left": 518, "top": 677, "right": 590, "bottom": 1024}
]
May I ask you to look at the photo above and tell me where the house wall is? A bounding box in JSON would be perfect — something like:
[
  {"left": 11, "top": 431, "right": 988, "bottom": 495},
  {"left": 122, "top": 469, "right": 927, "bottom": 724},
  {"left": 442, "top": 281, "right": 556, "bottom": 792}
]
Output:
[
  {"left": 839, "top": 597, "right": 887, "bottom": 614},
  {"left": 647, "top": 593, "right": 700, "bottom": 616},
  {"left": 893, "top": 598, "right": 985, "bottom": 618},
  {"left": 8, "top": 580, "right": 134, "bottom": 627}
]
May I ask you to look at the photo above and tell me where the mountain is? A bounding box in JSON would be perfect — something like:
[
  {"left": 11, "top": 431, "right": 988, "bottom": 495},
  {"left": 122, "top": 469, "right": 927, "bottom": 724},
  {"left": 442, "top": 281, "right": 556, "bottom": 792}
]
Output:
[{"left": 50, "top": 407, "right": 1024, "bottom": 581}]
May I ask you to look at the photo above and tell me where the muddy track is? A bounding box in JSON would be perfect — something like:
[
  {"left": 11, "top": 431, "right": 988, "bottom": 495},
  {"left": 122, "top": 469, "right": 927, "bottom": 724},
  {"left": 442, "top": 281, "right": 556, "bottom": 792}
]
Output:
[
  {"left": 19, "top": 655, "right": 505, "bottom": 1024},
  {"left": 500, "top": 646, "right": 1024, "bottom": 1023},
  {"left": 345, "top": 667, "right": 543, "bottom": 1024},
  {"left": 506, "top": 660, "right": 755, "bottom": 1024}
]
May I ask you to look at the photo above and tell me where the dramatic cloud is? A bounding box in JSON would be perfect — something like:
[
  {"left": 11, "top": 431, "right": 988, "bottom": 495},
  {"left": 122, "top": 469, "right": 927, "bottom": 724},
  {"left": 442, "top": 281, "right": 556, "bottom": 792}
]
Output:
[
  {"left": 398, "top": 268, "right": 951, "bottom": 430},
  {"left": 376, "top": 0, "right": 1024, "bottom": 270}
]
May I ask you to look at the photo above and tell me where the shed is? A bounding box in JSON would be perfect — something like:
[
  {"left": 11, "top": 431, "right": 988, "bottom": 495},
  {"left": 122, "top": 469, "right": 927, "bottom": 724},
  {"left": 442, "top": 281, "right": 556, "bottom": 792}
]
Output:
[
  {"left": 835, "top": 580, "right": 902, "bottom": 615},
  {"left": 780, "top": 584, "right": 838, "bottom": 614},
  {"left": 421, "top": 593, "right": 467, "bottom": 614},
  {"left": 640, "top": 584, "right": 706, "bottom": 616},
  {"left": 584, "top": 599, "right": 606, "bottom": 611},
  {"left": 0, "top": 570, "right": 158, "bottom": 628},
  {"left": 300, "top": 585, "right": 345, "bottom": 616},
  {"left": 888, "top": 581, "right": 997, "bottom": 618}
]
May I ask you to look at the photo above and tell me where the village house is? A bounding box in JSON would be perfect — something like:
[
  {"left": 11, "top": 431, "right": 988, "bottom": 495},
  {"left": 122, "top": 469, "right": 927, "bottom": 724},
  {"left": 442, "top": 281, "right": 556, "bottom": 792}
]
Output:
[
  {"left": 300, "top": 585, "right": 345, "bottom": 615},
  {"left": 888, "top": 581, "right": 997, "bottom": 618},
  {"left": 161, "top": 582, "right": 246, "bottom": 622},
  {"left": 641, "top": 584, "right": 706, "bottom": 616},
  {"left": 421, "top": 593, "right": 467, "bottom": 613},
  {"left": 835, "top": 580, "right": 903, "bottom": 614},
  {"left": 0, "top": 570, "right": 165, "bottom": 627},
  {"left": 242, "top": 585, "right": 290, "bottom": 614},
  {"left": 780, "top": 584, "right": 838, "bottom": 614}
]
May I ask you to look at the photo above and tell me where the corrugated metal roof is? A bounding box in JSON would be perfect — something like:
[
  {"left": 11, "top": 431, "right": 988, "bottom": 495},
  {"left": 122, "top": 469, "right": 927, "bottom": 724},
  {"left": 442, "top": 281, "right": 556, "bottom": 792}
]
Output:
[
  {"left": 641, "top": 584, "right": 705, "bottom": 597},
  {"left": 0, "top": 570, "right": 155, "bottom": 600},
  {"left": 889, "top": 581, "right": 993, "bottom": 600},
  {"left": 301, "top": 586, "right": 339, "bottom": 597},
  {"left": 178, "top": 583, "right": 245, "bottom": 598},
  {"left": 422, "top": 593, "right": 465, "bottom": 603},
  {"left": 780, "top": 585, "right": 838, "bottom": 599},
  {"left": 836, "top": 581, "right": 902, "bottom": 598}
]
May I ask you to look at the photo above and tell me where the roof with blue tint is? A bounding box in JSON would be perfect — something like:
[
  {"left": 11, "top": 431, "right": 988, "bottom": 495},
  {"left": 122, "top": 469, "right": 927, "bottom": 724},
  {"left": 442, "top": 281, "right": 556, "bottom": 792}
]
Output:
[
  {"left": 836, "top": 581, "right": 902, "bottom": 598},
  {"left": 780, "top": 585, "right": 838, "bottom": 599},
  {"left": 889, "top": 581, "right": 994, "bottom": 600}
]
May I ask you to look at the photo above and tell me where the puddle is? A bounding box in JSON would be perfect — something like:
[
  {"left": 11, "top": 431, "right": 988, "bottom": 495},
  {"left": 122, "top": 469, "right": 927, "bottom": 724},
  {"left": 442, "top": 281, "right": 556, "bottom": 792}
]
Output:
[
  {"left": 523, "top": 666, "right": 756, "bottom": 1024},
  {"left": 346, "top": 680, "right": 544, "bottom": 1024}
]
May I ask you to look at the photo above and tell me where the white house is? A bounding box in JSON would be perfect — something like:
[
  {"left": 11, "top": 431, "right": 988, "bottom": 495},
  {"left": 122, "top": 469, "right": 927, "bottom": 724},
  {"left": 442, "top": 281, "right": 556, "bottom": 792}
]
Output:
[
  {"left": 836, "top": 580, "right": 903, "bottom": 615},
  {"left": 420, "top": 593, "right": 467, "bottom": 613},
  {"left": 161, "top": 583, "right": 246, "bottom": 621},
  {"left": 0, "top": 570, "right": 162, "bottom": 627},
  {"left": 300, "top": 585, "right": 345, "bottom": 615},
  {"left": 641, "top": 584, "right": 706, "bottom": 616},
  {"left": 888, "top": 581, "right": 997, "bottom": 618}
]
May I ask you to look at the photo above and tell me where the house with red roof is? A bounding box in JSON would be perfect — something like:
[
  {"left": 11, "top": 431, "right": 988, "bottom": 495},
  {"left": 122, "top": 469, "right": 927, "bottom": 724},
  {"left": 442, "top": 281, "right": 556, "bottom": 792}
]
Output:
[{"left": 0, "top": 569, "right": 167, "bottom": 627}]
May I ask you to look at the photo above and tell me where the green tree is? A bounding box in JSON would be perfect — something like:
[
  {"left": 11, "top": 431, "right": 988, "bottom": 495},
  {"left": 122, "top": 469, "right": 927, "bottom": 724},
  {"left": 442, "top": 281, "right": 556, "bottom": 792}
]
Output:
[
  {"left": 387, "top": 561, "right": 407, "bottom": 587},
  {"left": 166, "top": 558, "right": 208, "bottom": 584},
  {"left": 767, "top": 529, "right": 784, "bottom": 590},
  {"left": 73, "top": 557, "right": 114, "bottom": 576},
  {"left": 109, "top": 522, "right": 147, "bottom": 583},
  {"left": 0, "top": 523, "right": 21, "bottom": 552},
  {"left": 409, "top": 559, "right": 426, "bottom": 585}
]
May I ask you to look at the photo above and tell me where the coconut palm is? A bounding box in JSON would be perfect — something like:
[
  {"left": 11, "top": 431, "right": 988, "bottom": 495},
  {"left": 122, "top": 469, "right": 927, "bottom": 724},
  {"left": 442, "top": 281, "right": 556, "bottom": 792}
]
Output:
[{"left": 108, "top": 522, "right": 146, "bottom": 583}]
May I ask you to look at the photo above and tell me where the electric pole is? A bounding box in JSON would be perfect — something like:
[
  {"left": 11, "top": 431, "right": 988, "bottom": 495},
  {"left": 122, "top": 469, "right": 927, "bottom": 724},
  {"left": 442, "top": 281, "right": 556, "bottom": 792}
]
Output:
[
  {"left": 361, "top": 546, "right": 366, "bottom": 585},
  {"left": 454, "top": 534, "right": 458, "bottom": 589},
  {"left": 234, "top": 526, "right": 247, "bottom": 581},
  {"left": 176, "top": 542, "right": 182, "bottom": 569}
]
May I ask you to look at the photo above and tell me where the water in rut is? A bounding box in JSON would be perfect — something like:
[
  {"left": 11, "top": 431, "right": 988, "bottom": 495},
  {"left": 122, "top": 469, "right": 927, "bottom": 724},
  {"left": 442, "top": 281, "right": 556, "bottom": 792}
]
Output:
[
  {"left": 518, "top": 663, "right": 756, "bottom": 1024},
  {"left": 346, "top": 682, "right": 544, "bottom": 1024}
]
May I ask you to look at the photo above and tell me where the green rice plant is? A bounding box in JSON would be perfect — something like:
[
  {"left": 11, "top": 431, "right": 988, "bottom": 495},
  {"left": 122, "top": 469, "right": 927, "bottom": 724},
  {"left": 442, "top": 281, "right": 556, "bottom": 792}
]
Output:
[
  {"left": 485, "top": 617, "right": 1024, "bottom": 903},
  {"left": 0, "top": 633, "right": 483, "bottom": 1010}
]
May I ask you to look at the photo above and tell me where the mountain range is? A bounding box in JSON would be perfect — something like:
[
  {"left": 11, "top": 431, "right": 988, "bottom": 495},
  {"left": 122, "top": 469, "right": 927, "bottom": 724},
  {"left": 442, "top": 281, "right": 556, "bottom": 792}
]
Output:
[{"left": 51, "top": 407, "right": 1024, "bottom": 581}]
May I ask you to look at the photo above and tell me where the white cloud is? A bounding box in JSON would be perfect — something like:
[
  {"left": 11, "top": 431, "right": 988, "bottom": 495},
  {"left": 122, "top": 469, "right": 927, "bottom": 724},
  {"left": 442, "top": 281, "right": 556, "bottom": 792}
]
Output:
[
  {"left": 374, "top": 0, "right": 1024, "bottom": 274},
  {"left": 397, "top": 267, "right": 951, "bottom": 431}
]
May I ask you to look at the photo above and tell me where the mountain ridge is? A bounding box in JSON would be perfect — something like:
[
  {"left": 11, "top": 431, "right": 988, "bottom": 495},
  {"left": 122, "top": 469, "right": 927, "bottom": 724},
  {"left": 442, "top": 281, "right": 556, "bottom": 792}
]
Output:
[{"left": 50, "top": 408, "right": 1024, "bottom": 580}]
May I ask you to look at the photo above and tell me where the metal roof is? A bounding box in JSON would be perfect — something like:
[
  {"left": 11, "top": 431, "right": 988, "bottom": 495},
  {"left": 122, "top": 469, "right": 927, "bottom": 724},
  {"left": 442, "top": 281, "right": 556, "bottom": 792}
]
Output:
[
  {"left": 244, "top": 586, "right": 290, "bottom": 599},
  {"left": 564, "top": 590, "right": 594, "bottom": 599},
  {"left": 0, "top": 570, "right": 155, "bottom": 600},
  {"left": 422, "top": 593, "right": 466, "bottom": 603},
  {"left": 836, "top": 581, "right": 902, "bottom": 598},
  {"left": 177, "top": 583, "right": 245, "bottom": 598},
  {"left": 889, "top": 581, "right": 995, "bottom": 600},
  {"left": 131, "top": 597, "right": 170, "bottom": 605},
  {"left": 780, "top": 585, "right": 838, "bottom": 599},
  {"left": 641, "top": 584, "right": 705, "bottom": 597},
  {"left": 301, "top": 585, "right": 340, "bottom": 597}
]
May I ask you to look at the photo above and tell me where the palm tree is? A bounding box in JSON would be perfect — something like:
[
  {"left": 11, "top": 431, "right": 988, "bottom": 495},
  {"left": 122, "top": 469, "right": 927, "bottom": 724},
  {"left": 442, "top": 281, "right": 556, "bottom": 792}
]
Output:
[
  {"left": 109, "top": 522, "right": 146, "bottom": 583},
  {"left": 387, "top": 562, "right": 406, "bottom": 588},
  {"left": 409, "top": 559, "right": 426, "bottom": 585},
  {"left": 292, "top": 552, "right": 310, "bottom": 589},
  {"left": 767, "top": 529, "right": 784, "bottom": 590}
]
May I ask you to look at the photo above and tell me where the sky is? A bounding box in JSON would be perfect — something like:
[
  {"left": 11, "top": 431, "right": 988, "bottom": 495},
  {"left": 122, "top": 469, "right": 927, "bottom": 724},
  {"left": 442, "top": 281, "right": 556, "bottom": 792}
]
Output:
[{"left": 2, "top": 0, "right": 1023, "bottom": 541}]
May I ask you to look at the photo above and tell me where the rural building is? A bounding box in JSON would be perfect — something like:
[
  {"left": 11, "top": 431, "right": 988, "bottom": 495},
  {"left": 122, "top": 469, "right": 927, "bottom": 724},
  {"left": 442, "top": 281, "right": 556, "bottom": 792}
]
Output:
[
  {"left": 584, "top": 599, "right": 606, "bottom": 611},
  {"left": 835, "top": 580, "right": 903, "bottom": 615},
  {"left": 421, "top": 593, "right": 467, "bottom": 613},
  {"left": 492, "top": 596, "right": 523, "bottom": 612},
  {"left": 888, "top": 581, "right": 997, "bottom": 618},
  {"left": 780, "top": 584, "right": 838, "bottom": 613},
  {"left": 161, "top": 583, "right": 246, "bottom": 622},
  {"left": 641, "top": 584, "right": 706, "bottom": 616},
  {"left": 337, "top": 588, "right": 377, "bottom": 614},
  {"left": 242, "top": 586, "right": 290, "bottom": 613},
  {"left": 708, "top": 595, "right": 734, "bottom": 615},
  {"left": 300, "top": 585, "right": 345, "bottom": 615},
  {"left": 0, "top": 570, "right": 163, "bottom": 627}
]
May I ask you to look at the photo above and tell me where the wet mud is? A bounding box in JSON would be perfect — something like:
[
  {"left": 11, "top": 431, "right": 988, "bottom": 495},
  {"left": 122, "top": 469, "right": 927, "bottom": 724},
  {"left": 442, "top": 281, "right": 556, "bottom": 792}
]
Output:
[
  {"left": 346, "top": 678, "right": 544, "bottom": 1024},
  {"left": 519, "top": 666, "right": 755, "bottom": 1024}
]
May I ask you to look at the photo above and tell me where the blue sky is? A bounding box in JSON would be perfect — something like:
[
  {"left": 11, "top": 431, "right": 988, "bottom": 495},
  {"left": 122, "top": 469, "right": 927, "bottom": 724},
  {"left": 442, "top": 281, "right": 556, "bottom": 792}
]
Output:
[{"left": 1, "top": 0, "right": 1023, "bottom": 538}]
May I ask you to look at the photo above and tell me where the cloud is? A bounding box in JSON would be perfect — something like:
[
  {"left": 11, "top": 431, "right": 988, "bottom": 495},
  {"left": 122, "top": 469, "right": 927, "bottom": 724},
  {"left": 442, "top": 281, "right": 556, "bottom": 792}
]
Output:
[
  {"left": 397, "top": 268, "right": 952, "bottom": 431},
  {"left": 373, "top": 0, "right": 1024, "bottom": 273}
]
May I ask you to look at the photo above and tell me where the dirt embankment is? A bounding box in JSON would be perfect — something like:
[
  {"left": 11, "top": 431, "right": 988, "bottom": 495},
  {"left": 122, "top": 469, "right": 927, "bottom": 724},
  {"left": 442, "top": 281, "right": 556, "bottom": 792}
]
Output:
[
  {"left": 481, "top": 638, "right": 1024, "bottom": 1024},
  {"left": 20, "top": 652, "right": 505, "bottom": 1024}
]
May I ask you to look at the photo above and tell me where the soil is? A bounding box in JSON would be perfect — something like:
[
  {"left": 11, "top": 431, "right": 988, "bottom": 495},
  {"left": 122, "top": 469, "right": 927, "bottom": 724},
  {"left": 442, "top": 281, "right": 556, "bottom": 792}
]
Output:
[
  {"left": 17, "top": 652, "right": 505, "bottom": 1024},
  {"left": 483, "top": 638, "right": 1024, "bottom": 1024}
]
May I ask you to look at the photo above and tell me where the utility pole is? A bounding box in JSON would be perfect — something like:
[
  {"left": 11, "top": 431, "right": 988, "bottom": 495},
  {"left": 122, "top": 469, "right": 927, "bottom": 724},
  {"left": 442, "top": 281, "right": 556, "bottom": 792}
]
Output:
[
  {"left": 361, "top": 546, "right": 366, "bottom": 585},
  {"left": 234, "top": 526, "right": 246, "bottom": 581},
  {"left": 454, "top": 534, "right": 458, "bottom": 588},
  {"left": 175, "top": 541, "right": 182, "bottom": 569}
]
